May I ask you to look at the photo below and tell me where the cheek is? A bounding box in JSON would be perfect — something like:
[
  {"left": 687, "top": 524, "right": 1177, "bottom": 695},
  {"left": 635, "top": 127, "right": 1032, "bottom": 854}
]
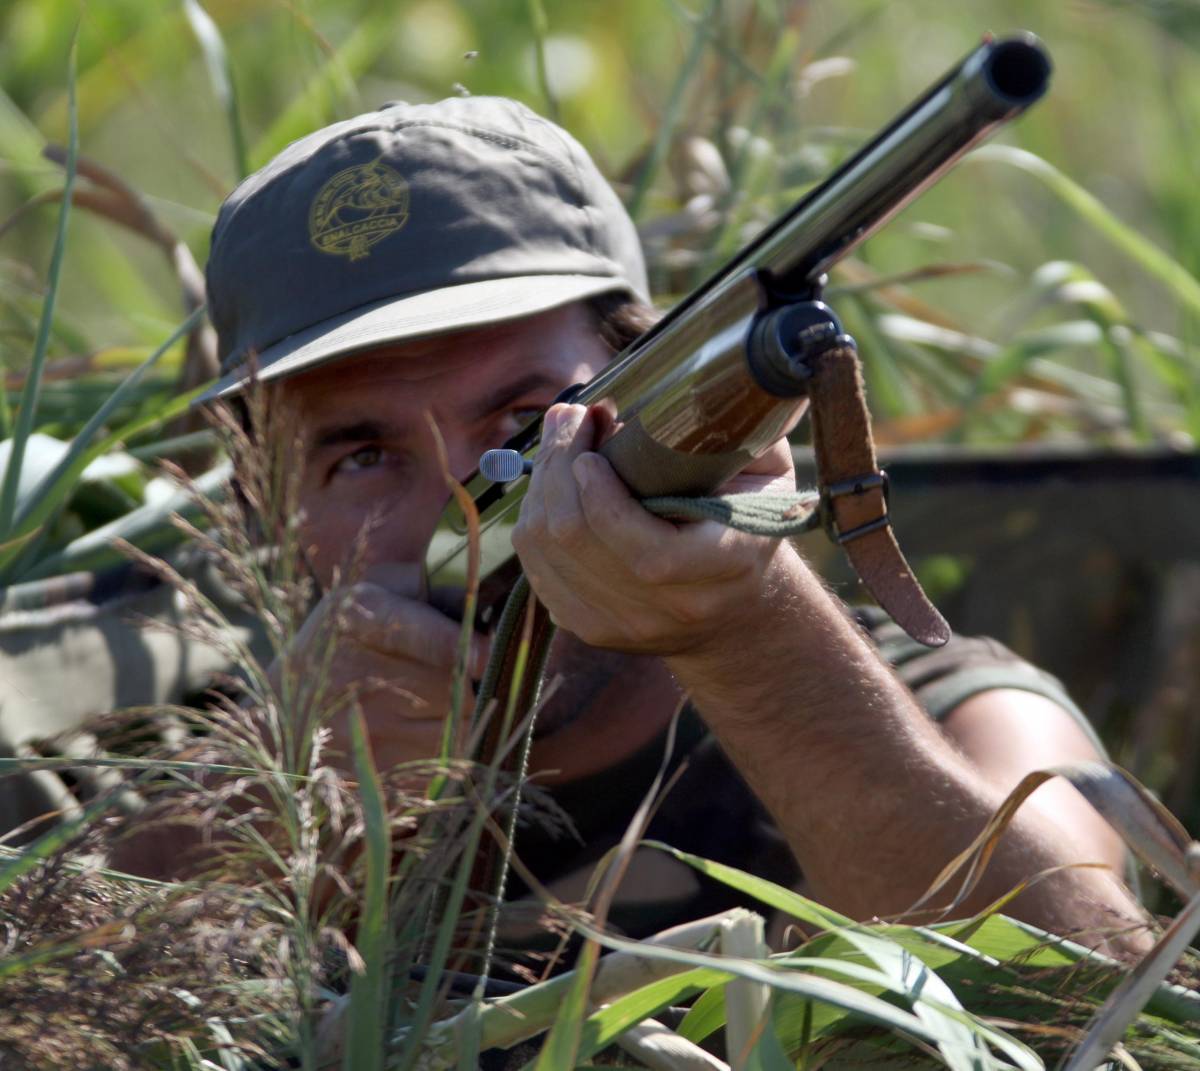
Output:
[{"left": 298, "top": 484, "right": 448, "bottom": 587}]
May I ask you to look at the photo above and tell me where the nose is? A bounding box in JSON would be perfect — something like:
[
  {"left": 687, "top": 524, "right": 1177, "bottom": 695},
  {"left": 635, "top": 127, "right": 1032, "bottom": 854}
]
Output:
[
  {"left": 405, "top": 442, "right": 484, "bottom": 551},
  {"left": 445, "top": 441, "right": 488, "bottom": 486}
]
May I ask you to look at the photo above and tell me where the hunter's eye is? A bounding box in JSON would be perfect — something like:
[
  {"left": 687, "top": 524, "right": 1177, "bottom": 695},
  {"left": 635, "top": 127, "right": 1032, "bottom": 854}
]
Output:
[
  {"left": 506, "top": 405, "right": 545, "bottom": 432},
  {"left": 336, "top": 444, "right": 384, "bottom": 473}
]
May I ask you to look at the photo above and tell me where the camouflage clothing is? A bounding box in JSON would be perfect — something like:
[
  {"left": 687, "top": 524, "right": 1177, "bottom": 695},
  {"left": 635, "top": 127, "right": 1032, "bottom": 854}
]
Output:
[{"left": 0, "top": 552, "right": 271, "bottom": 842}]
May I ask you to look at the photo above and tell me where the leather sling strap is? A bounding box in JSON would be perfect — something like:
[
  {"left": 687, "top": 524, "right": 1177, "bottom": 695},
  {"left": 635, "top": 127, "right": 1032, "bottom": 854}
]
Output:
[{"left": 805, "top": 338, "right": 950, "bottom": 648}]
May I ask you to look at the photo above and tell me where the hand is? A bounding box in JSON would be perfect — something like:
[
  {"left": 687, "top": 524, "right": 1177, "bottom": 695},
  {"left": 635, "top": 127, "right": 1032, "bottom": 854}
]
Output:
[
  {"left": 266, "top": 564, "right": 490, "bottom": 771},
  {"left": 511, "top": 403, "right": 796, "bottom": 657}
]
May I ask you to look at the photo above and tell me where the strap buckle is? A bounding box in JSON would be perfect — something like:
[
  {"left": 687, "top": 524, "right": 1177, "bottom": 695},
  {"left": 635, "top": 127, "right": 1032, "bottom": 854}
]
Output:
[{"left": 820, "top": 469, "right": 890, "bottom": 545}]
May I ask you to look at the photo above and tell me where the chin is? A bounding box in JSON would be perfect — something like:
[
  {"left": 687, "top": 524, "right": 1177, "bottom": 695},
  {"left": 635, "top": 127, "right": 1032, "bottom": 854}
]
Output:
[{"left": 529, "top": 634, "right": 630, "bottom": 739}]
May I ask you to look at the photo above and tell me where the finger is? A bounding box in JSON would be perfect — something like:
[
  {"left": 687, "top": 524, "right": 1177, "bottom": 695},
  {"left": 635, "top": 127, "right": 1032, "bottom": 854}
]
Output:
[
  {"left": 539, "top": 403, "right": 596, "bottom": 541},
  {"left": 332, "top": 696, "right": 448, "bottom": 768},
  {"left": 576, "top": 451, "right": 770, "bottom": 584},
  {"left": 715, "top": 439, "right": 797, "bottom": 497},
  {"left": 519, "top": 406, "right": 555, "bottom": 534},
  {"left": 571, "top": 451, "right": 689, "bottom": 575},
  {"left": 356, "top": 563, "right": 486, "bottom": 668},
  {"left": 345, "top": 582, "right": 490, "bottom": 674},
  {"left": 360, "top": 562, "right": 425, "bottom": 598},
  {"left": 739, "top": 437, "right": 796, "bottom": 479}
]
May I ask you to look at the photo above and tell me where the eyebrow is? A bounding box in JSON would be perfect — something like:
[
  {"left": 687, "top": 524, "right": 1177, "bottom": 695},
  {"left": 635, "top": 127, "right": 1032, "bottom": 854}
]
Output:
[
  {"left": 305, "top": 369, "right": 562, "bottom": 453},
  {"left": 310, "top": 419, "right": 396, "bottom": 452},
  {"left": 464, "top": 371, "right": 561, "bottom": 424}
]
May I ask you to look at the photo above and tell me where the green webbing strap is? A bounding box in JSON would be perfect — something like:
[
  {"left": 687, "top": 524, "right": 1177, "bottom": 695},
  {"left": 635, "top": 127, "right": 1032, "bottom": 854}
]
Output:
[{"left": 641, "top": 488, "right": 822, "bottom": 536}]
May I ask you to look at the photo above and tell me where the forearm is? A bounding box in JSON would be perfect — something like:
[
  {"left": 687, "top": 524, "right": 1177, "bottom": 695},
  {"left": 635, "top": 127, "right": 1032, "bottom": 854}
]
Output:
[{"left": 665, "top": 546, "right": 1141, "bottom": 944}]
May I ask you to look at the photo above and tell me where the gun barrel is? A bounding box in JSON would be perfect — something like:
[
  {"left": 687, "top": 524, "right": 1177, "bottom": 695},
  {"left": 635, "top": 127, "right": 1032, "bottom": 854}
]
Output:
[
  {"left": 754, "top": 34, "right": 1050, "bottom": 292},
  {"left": 627, "top": 34, "right": 1051, "bottom": 350}
]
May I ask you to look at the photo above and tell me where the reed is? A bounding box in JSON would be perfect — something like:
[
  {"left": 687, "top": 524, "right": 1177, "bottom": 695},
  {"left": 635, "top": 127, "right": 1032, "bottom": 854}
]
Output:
[{"left": 4, "top": 2, "right": 1200, "bottom": 1067}]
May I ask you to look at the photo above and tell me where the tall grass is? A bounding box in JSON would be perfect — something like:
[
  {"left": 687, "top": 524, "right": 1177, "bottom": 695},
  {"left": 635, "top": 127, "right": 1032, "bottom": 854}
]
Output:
[
  {"left": 4, "top": 1, "right": 1200, "bottom": 1068},
  {"left": 0, "top": 389, "right": 1196, "bottom": 1068},
  {"left": 6, "top": 0, "right": 1200, "bottom": 583}
]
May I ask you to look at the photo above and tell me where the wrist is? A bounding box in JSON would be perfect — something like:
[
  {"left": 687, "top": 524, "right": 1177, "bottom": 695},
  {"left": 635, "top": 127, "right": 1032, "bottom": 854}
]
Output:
[{"left": 664, "top": 544, "right": 821, "bottom": 700}]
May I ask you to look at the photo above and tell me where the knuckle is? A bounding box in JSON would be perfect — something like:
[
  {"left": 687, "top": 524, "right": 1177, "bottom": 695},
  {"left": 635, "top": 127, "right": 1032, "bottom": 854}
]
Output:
[
  {"left": 631, "top": 552, "right": 672, "bottom": 586},
  {"left": 344, "top": 580, "right": 385, "bottom": 618},
  {"left": 510, "top": 519, "right": 529, "bottom": 555},
  {"left": 624, "top": 615, "right": 663, "bottom": 649},
  {"left": 669, "top": 590, "right": 721, "bottom": 629},
  {"left": 511, "top": 514, "right": 543, "bottom": 552},
  {"left": 546, "top": 510, "right": 587, "bottom": 547},
  {"left": 511, "top": 528, "right": 543, "bottom": 568}
]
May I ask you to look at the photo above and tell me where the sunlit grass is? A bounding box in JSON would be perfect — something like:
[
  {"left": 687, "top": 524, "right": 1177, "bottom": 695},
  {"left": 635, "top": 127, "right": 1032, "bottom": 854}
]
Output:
[{"left": 3, "top": 0, "right": 1200, "bottom": 1067}]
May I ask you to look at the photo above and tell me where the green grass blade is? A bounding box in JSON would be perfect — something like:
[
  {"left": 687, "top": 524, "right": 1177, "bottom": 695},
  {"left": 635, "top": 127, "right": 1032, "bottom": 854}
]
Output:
[
  {"left": 453, "top": 1000, "right": 483, "bottom": 1071},
  {"left": 797, "top": 934, "right": 1015, "bottom": 1071},
  {"left": 342, "top": 710, "right": 391, "bottom": 1071},
  {"left": 644, "top": 843, "right": 1033, "bottom": 1070},
  {"left": 525, "top": 0, "right": 558, "bottom": 123},
  {"left": 393, "top": 812, "right": 489, "bottom": 1071},
  {"left": 0, "top": 787, "right": 120, "bottom": 896},
  {"left": 1100, "top": 323, "right": 1149, "bottom": 441},
  {"left": 394, "top": 621, "right": 556, "bottom": 1071},
  {"left": 842, "top": 295, "right": 921, "bottom": 417},
  {"left": 708, "top": 25, "right": 801, "bottom": 259},
  {"left": 13, "top": 307, "right": 201, "bottom": 527},
  {"left": 1065, "top": 888, "right": 1200, "bottom": 1071},
  {"left": 627, "top": 0, "right": 720, "bottom": 221},
  {"left": 14, "top": 425, "right": 223, "bottom": 581},
  {"left": 0, "top": 309, "right": 201, "bottom": 576},
  {"left": 0, "top": 354, "right": 11, "bottom": 441},
  {"left": 0, "top": 843, "right": 173, "bottom": 891},
  {"left": 182, "top": 0, "right": 249, "bottom": 179},
  {"left": 575, "top": 968, "right": 728, "bottom": 1063},
  {"left": 0, "top": 926, "right": 127, "bottom": 981},
  {"left": 249, "top": 11, "right": 389, "bottom": 170},
  {"left": 567, "top": 918, "right": 944, "bottom": 1050},
  {"left": 0, "top": 755, "right": 309, "bottom": 778},
  {"left": 678, "top": 982, "right": 728, "bottom": 1044},
  {"left": 642, "top": 841, "right": 855, "bottom": 931},
  {"left": 972, "top": 145, "right": 1200, "bottom": 321},
  {"left": 532, "top": 951, "right": 596, "bottom": 1071},
  {"left": 0, "top": 35, "right": 78, "bottom": 538}
]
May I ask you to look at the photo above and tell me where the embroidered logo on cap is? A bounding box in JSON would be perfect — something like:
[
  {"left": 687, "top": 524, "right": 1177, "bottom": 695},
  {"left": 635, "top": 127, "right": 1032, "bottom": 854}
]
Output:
[{"left": 308, "top": 158, "right": 410, "bottom": 261}]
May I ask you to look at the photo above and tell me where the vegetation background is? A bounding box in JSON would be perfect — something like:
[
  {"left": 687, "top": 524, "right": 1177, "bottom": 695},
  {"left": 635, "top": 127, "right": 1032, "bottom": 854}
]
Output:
[
  {"left": 6, "top": 0, "right": 1200, "bottom": 816},
  {"left": 4, "top": 4, "right": 1200, "bottom": 789},
  {"left": 4, "top": 2, "right": 1200, "bottom": 1067}
]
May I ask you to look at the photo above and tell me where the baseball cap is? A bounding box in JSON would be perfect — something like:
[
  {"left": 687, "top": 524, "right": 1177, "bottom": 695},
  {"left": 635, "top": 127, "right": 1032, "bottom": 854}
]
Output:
[{"left": 200, "top": 96, "right": 649, "bottom": 401}]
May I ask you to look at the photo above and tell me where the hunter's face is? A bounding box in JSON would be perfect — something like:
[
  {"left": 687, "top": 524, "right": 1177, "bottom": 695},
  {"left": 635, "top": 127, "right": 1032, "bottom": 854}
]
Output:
[{"left": 278, "top": 302, "right": 611, "bottom": 587}]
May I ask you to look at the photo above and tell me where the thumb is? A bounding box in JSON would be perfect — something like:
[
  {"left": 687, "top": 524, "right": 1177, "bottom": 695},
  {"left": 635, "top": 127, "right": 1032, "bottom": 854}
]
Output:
[{"left": 359, "top": 562, "right": 428, "bottom": 601}]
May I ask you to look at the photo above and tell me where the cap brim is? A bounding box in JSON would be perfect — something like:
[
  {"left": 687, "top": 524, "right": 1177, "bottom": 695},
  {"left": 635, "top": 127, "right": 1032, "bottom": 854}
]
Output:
[{"left": 196, "top": 274, "right": 635, "bottom": 404}]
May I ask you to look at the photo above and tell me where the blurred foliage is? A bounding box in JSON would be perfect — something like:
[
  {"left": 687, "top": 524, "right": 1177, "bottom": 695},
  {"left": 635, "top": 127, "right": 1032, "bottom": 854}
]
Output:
[
  {"left": 4, "top": 0, "right": 1200, "bottom": 580},
  {"left": 5, "top": 3, "right": 1200, "bottom": 756},
  {"left": 6, "top": 7, "right": 1200, "bottom": 1063},
  {"left": 3, "top": 0, "right": 1200, "bottom": 407}
]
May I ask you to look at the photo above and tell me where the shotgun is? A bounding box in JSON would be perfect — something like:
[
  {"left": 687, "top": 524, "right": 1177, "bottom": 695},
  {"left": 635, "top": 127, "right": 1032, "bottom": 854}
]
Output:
[{"left": 424, "top": 32, "right": 1052, "bottom": 645}]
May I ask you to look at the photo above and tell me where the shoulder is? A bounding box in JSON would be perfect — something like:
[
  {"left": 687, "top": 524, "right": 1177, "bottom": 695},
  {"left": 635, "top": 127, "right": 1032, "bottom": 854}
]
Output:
[{"left": 852, "top": 604, "right": 1105, "bottom": 752}]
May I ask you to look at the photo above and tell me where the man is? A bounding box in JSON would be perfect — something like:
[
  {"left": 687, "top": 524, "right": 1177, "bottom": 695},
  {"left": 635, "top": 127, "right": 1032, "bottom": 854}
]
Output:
[{"left": 197, "top": 95, "right": 1138, "bottom": 943}]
